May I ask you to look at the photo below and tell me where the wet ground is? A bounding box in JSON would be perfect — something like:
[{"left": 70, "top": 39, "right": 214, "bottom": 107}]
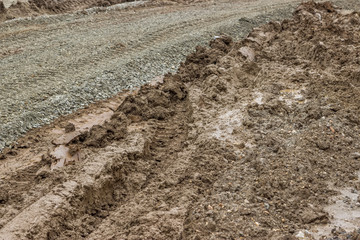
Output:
[{"left": 1, "top": 1, "right": 360, "bottom": 239}]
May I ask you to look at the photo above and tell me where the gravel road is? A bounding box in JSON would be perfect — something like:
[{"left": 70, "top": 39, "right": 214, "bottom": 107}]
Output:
[{"left": 0, "top": 0, "right": 358, "bottom": 150}]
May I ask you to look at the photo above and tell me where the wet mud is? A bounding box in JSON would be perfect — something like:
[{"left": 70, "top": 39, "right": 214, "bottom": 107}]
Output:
[{"left": 1, "top": 1, "right": 360, "bottom": 239}]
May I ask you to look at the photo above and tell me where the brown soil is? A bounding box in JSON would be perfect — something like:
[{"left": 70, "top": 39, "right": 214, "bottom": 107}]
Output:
[{"left": 1, "top": 1, "right": 360, "bottom": 239}]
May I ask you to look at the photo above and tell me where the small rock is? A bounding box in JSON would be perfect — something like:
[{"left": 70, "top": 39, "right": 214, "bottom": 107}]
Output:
[
  {"left": 239, "top": 17, "right": 252, "bottom": 23},
  {"left": 234, "top": 142, "right": 245, "bottom": 149},
  {"left": 239, "top": 46, "right": 255, "bottom": 61},
  {"left": 0, "top": 190, "right": 9, "bottom": 204},
  {"left": 36, "top": 166, "right": 51, "bottom": 180},
  {"left": 295, "top": 231, "right": 305, "bottom": 238},
  {"left": 64, "top": 123, "right": 76, "bottom": 133},
  {"left": 193, "top": 172, "right": 201, "bottom": 180},
  {"left": 343, "top": 196, "right": 351, "bottom": 204},
  {"left": 301, "top": 209, "right": 329, "bottom": 224},
  {"left": 315, "top": 13, "right": 322, "bottom": 21},
  {"left": 351, "top": 152, "right": 360, "bottom": 159},
  {"left": 316, "top": 140, "right": 330, "bottom": 150},
  {"left": 239, "top": 208, "right": 251, "bottom": 215},
  {"left": 331, "top": 226, "right": 346, "bottom": 236}
]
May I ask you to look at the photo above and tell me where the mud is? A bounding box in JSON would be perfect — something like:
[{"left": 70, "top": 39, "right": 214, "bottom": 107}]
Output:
[{"left": 1, "top": 1, "right": 360, "bottom": 239}]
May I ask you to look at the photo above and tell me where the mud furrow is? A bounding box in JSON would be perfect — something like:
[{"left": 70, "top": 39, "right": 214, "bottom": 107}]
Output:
[
  {"left": 0, "top": 73, "right": 193, "bottom": 238},
  {"left": 0, "top": 132, "right": 148, "bottom": 239}
]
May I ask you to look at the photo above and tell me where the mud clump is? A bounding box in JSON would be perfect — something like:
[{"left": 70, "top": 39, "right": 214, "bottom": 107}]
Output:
[
  {"left": 69, "top": 112, "right": 128, "bottom": 148},
  {"left": 0, "top": 2, "right": 5, "bottom": 14},
  {"left": 68, "top": 76, "right": 188, "bottom": 151},
  {"left": 1, "top": 1, "right": 360, "bottom": 239},
  {"left": 64, "top": 123, "right": 75, "bottom": 133},
  {"left": 117, "top": 78, "right": 187, "bottom": 121}
]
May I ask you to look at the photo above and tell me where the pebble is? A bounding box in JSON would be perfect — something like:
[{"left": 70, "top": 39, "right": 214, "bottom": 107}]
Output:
[{"left": 351, "top": 152, "right": 360, "bottom": 159}]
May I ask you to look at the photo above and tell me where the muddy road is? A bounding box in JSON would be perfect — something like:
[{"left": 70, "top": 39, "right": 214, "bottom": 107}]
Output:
[
  {"left": 1, "top": 0, "right": 360, "bottom": 239},
  {"left": 0, "top": 0, "right": 359, "bottom": 149},
  {"left": 3, "top": 0, "right": 357, "bottom": 150}
]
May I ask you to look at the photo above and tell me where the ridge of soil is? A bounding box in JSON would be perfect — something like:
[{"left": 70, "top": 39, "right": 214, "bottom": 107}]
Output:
[{"left": 0, "top": 1, "right": 360, "bottom": 239}]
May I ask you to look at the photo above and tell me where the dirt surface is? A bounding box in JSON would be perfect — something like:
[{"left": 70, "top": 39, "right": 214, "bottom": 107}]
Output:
[
  {"left": 1, "top": 0, "right": 359, "bottom": 152},
  {"left": 1, "top": 1, "right": 360, "bottom": 239},
  {"left": 1, "top": 0, "right": 310, "bottom": 151}
]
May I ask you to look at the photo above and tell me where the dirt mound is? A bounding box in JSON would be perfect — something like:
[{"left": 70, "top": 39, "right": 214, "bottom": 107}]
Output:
[{"left": 1, "top": 1, "right": 360, "bottom": 239}]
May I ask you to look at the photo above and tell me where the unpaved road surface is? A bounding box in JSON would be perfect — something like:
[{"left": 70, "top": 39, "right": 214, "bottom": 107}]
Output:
[
  {"left": 0, "top": 0, "right": 314, "bottom": 150},
  {"left": 1, "top": 0, "right": 360, "bottom": 240},
  {"left": 0, "top": 0, "right": 358, "bottom": 149}
]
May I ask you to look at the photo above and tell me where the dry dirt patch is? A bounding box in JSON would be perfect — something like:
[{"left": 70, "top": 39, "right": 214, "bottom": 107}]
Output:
[{"left": 0, "top": 1, "right": 360, "bottom": 239}]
